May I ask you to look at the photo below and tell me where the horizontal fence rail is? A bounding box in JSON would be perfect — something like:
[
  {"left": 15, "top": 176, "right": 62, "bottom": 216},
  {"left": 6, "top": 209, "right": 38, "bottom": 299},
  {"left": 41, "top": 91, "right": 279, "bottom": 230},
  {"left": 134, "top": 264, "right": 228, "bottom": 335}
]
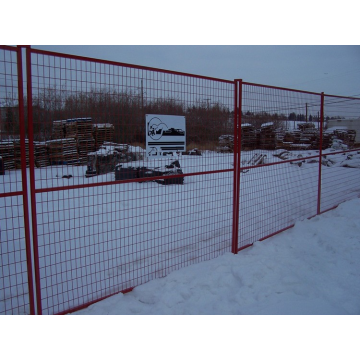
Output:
[{"left": 0, "top": 46, "right": 359, "bottom": 314}]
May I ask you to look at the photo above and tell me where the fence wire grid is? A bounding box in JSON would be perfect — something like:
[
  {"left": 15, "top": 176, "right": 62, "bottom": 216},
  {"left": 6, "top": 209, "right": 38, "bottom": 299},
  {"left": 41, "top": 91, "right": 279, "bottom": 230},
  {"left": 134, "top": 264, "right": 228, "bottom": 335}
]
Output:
[{"left": 1, "top": 46, "right": 359, "bottom": 314}]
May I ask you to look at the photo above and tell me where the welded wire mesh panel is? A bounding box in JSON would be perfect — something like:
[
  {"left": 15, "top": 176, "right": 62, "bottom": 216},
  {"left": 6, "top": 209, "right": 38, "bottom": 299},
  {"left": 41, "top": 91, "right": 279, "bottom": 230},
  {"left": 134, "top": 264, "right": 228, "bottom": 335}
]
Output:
[
  {"left": 0, "top": 46, "right": 32, "bottom": 314},
  {"left": 241, "top": 84, "right": 322, "bottom": 151},
  {"left": 238, "top": 84, "right": 322, "bottom": 249},
  {"left": 319, "top": 150, "right": 360, "bottom": 212},
  {"left": 238, "top": 159, "right": 319, "bottom": 248},
  {"left": 320, "top": 95, "right": 360, "bottom": 212},
  {"left": 36, "top": 171, "right": 233, "bottom": 314},
  {"left": 0, "top": 47, "right": 24, "bottom": 191},
  {"left": 28, "top": 48, "right": 235, "bottom": 314},
  {"left": 0, "top": 195, "right": 31, "bottom": 314},
  {"left": 29, "top": 50, "right": 235, "bottom": 186}
]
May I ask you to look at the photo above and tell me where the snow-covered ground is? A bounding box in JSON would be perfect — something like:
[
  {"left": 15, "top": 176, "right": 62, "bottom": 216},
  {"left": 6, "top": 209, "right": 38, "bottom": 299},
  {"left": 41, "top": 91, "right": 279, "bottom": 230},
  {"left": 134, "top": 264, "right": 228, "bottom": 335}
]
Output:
[
  {"left": 73, "top": 197, "right": 360, "bottom": 315},
  {"left": 1, "top": 148, "right": 360, "bottom": 314}
]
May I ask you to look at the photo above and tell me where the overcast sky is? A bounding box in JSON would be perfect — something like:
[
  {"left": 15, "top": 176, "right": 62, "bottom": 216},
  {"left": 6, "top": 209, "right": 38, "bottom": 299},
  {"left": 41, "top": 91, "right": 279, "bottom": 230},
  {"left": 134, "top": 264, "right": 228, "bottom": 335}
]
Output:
[
  {"left": 32, "top": 45, "right": 360, "bottom": 97},
  {"left": 3, "top": 3, "right": 360, "bottom": 98}
]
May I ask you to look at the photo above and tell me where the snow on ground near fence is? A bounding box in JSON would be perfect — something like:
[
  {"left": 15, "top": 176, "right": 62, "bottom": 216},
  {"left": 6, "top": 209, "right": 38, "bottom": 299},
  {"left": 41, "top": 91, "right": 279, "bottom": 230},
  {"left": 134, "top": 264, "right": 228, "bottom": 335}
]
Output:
[
  {"left": 1, "top": 149, "right": 360, "bottom": 314},
  {"left": 74, "top": 197, "right": 360, "bottom": 315}
]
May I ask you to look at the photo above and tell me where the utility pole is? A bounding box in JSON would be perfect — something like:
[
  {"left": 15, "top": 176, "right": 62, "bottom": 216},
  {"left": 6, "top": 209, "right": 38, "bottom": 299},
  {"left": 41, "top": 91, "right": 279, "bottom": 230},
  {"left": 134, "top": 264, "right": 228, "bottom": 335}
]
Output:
[
  {"left": 141, "top": 79, "right": 144, "bottom": 110},
  {"left": 306, "top": 103, "right": 308, "bottom": 122},
  {"left": 205, "top": 98, "right": 210, "bottom": 109}
]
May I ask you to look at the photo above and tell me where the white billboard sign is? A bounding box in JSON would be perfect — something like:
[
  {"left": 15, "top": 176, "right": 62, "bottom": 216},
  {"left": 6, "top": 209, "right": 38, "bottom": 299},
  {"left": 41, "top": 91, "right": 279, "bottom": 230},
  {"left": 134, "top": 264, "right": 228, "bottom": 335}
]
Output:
[{"left": 145, "top": 114, "right": 186, "bottom": 158}]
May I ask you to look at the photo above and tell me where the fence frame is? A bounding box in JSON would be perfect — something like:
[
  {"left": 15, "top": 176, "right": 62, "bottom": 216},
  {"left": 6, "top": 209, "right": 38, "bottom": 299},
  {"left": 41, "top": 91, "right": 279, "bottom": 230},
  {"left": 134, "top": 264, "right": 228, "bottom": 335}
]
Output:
[
  {"left": 1, "top": 45, "right": 359, "bottom": 314},
  {"left": 0, "top": 45, "right": 35, "bottom": 314}
]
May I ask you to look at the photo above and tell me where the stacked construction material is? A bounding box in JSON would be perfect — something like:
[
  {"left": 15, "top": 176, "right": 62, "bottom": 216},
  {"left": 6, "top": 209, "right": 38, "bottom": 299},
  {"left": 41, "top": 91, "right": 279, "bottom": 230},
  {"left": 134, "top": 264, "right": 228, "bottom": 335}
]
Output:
[
  {"left": 333, "top": 129, "right": 356, "bottom": 148},
  {"left": 0, "top": 140, "right": 15, "bottom": 170},
  {"left": 310, "top": 132, "right": 332, "bottom": 150},
  {"left": 290, "top": 129, "right": 302, "bottom": 144},
  {"left": 281, "top": 131, "right": 295, "bottom": 150},
  {"left": 275, "top": 129, "right": 285, "bottom": 149},
  {"left": 75, "top": 118, "right": 93, "bottom": 139},
  {"left": 64, "top": 121, "right": 78, "bottom": 138},
  {"left": 34, "top": 142, "right": 50, "bottom": 168},
  {"left": 299, "top": 128, "right": 319, "bottom": 149},
  {"left": 299, "top": 128, "right": 318, "bottom": 143},
  {"left": 298, "top": 122, "right": 315, "bottom": 131},
  {"left": 322, "top": 133, "right": 333, "bottom": 149},
  {"left": 47, "top": 138, "right": 79, "bottom": 165},
  {"left": 217, "top": 135, "right": 234, "bottom": 153},
  {"left": 241, "top": 123, "right": 257, "bottom": 150},
  {"left": 283, "top": 131, "right": 295, "bottom": 143},
  {"left": 93, "top": 123, "right": 115, "bottom": 150},
  {"left": 62, "top": 118, "right": 95, "bottom": 164},
  {"left": 76, "top": 118, "right": 95, "bottom": 164},
  {"left": 13, "top": 139, "right": 30, "bottom": 169},
  {"left": 52, "top": 120, "right": 66, "bottom": 139},
  {"left": 260, "top": 122, "right": 276, "bottom": 150},
  {"left": 77, "top": 137, "right": 96, "bottom": 163}
]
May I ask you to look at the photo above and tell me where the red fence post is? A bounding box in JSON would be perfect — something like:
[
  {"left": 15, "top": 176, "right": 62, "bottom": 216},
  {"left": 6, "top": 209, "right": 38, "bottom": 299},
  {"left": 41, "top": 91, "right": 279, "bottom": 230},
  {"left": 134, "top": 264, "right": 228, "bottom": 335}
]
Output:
[
  {"left": 25, "top": 46, "right": 43, "bottom": 315},
  {"left": 232, "top": 79, "right": 242, "bottom": 254},
  {"left": 317, "top": 92, "right": 324, "bottom": 215},
  {"left": 16, "top": 46, "right": 36, "bottom": 315}
]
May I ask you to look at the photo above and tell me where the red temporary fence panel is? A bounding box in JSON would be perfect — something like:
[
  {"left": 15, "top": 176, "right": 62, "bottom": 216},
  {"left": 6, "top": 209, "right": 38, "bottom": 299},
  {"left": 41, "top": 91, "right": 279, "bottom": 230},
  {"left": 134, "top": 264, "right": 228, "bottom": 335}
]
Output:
[
  {"left": 25, "top": 47, "right": 236, "bottom": 314},
  {"left": 0, "top": 46, "right": 35, "bottom": 315},
  {"left": 237, "top": 82, "right": 323, "bottom": 249},
  {"left": 319, "top": 94, "right": 360, "bottom": 213},
  {"left": 236, "top": 83, "right": 360, "bottom": 250},
  {"left": 1, "top": 46, "right": 359, "bottom": 314}
]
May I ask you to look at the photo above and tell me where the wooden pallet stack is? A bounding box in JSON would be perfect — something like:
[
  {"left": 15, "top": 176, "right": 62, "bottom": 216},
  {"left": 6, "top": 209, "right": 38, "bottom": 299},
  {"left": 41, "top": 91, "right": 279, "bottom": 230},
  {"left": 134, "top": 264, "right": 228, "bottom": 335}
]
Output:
[
  {"left": 275, "top": 129, "right": 285, "bottom": 149},
  {"left": 291, "top": 130, "right": 302, "bottom": 144},
  {"left": 260, "top": 122, "right": 276, "bottom": 150},
  {"left": 34, "top": 142, "right": 50, "bottom": 168},
  {"left": 241, "top": 123, "right": 257, "bottom": 150},
  {"left": 76, "top": 118, "right": 95, "bottom": 163},
  {"left": 76, "top": 118, "right": 93, "bottom": 139},
  {"left": 322, "top": 133, "right": 333, "bottom": 149},
  {"left": 52, "top": 118, "right": 95, "bottom": 164},
  {"left": 299, "top": 129, "right": 319, "bottom": 146},
  {"left": 0, "top": 140, "right": 15, "bottom": 170},
  {"left": 333, "top": 129, "right": 356, "bottom": 147},
  {"left": 52, "top": 120, "right": 66, "bottom": 139},
  {"left": 64, "top": 121, "right": 78, "bottom": 138},
  {"left": 78, "top": 138, "right": 95, "bottom": 163},
  {"left": 281, "top": 131, "right": 295, "bottom": 150},
  {"left": 217, "top": 134, "right": 234, "bottom": 153},
  {"left": 93, "top": 123, "right": 115, "bottom": 150},
  {"left": 13, "top": 139, "right": 30, "bottom": 169},
  {"left": 47, "top": 138, "right": 79, "bottom": 165}
]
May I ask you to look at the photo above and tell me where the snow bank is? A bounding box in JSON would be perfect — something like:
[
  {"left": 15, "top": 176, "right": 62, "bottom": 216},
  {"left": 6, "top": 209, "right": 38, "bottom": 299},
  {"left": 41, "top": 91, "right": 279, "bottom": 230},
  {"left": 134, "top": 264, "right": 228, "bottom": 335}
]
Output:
[{"left": 75, "top": 198, "right": 360, "bottom": 315}]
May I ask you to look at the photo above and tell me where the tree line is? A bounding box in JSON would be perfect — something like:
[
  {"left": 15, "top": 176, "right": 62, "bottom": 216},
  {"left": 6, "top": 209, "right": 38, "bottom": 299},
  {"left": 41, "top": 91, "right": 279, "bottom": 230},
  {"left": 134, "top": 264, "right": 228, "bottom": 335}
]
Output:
[
  {"left": 1, "top": 88, "right": 344, "bottom": 144},
  {"left": 1, "top": 88, "right": 232, "bottom": 145}
]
